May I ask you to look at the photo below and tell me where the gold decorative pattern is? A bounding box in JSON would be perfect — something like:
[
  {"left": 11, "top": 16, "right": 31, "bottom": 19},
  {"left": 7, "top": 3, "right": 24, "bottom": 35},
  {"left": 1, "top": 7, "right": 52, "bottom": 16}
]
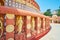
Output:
[
  {"left": 37, "top": 17, "right": 41, "bottom": 34},
  {"left": 38, "top": 17, "right": 41, "bottom": 27},
  {"left": 16, "top": 16, "right": 23, "bottom": 33},
  {"left": 15, "top": 0, "right": 39, "bottom": 10},
  {"left": 0, "top": 21, "right": 3, "bottom": 37},
  {"left": 27, "top": 24, "right": 31, "bottom": 29},
  {"left": 6, "top": 25, "right": 14, "bottom": 32},
  {"left": 0, "top": 21, "right": 3, "bottom": 29},
  {"left": 16, "top": 0, "right": 22, "bottom": 3},
  {"left": 8, "top": 38, "right": 14, "bottom": 40},
  {"left": 27, "top": 16, "right": 31, "bottom": 20},
  {"left": 31, "top": 17, "right": 35, "bottom": 31},
  {"left": 6, "top": 14, "right": 15, "bottom": 19},
  {"left": 21, "top": 0, "right": 26, "bottom": 4}
]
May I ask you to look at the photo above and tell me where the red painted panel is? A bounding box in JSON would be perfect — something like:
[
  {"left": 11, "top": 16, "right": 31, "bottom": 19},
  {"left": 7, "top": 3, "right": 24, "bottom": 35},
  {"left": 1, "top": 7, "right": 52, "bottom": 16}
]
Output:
[
  {"left": 6, "top": 19, "right": 15, "bottom": 25},
  {"left": 6, "top": 32, "right": 14, "bottom": 40}
]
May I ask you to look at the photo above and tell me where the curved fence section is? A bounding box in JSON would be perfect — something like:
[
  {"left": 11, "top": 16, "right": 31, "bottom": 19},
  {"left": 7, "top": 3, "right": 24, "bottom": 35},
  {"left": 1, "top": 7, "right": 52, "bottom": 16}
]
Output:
[{"left": 0, "top": 6, "right": 51, "bottom": 40}]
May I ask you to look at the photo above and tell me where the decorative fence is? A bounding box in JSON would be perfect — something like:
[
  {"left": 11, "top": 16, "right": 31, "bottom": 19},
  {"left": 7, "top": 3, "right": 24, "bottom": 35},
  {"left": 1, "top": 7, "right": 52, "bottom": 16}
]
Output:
[{"left": 0, "top": 6, "right": 51, "bottom": 40}]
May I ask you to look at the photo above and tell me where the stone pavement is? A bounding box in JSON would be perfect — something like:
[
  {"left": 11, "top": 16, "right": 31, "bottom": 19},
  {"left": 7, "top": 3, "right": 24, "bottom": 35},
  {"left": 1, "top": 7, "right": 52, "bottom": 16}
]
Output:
[{"left": 40, "top": 23, "right": 60, "bottom": 40}]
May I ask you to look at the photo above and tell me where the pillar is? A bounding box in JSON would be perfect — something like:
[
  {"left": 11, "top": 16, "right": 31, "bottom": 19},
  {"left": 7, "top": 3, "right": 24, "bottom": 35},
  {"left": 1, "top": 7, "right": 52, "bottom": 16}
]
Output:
[
  {"left": 16, "top": 16, "right": 23, "bottom": 34},
  {"left": 46, "top": 19, "right": 50, "bottom": 29},
  {"left": 31, "top": 17, "right": 36, "bottom": 36},
  {"left": 42, "top": 18, "right": 46, "bottom": 31},
  {"left": 6, "top": 14, "right": 15, "bottom": 40},
  {"left": 26, "top": 16, "right": 31, "bottom": 39},
  {"left": 45, "top": 18, "right": 48, "bottom": 29},
  {"left": 36, "top": 17, "right": 41, "bottom": 34},
  {"left": 15, "top": 16, "right": 26, "bottom": 40},
  {"left": 40, "top": 18, "right": 43, "bottom": 33},
  {"left": 45, "top": 18, "right": 47, "bottom": 29},
  {"left": 48, "top": 19, "right": 50, "bottom": 29}
]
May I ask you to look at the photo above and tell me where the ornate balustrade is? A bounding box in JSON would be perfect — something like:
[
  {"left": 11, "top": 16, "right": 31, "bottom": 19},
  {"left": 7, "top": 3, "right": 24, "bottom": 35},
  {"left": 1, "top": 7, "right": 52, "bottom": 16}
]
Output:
[
  {"left": 0, "top": 6, "right": 51, "bottom": 40},
  {"left": 13, "top": 0, "right": 40, "bottom": 10}
]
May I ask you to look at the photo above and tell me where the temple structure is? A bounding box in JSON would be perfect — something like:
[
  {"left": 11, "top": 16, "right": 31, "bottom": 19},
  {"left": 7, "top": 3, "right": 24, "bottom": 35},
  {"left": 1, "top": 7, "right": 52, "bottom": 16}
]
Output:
[{"left": 0, "top": 0, "right": 51, "bottom": 40}]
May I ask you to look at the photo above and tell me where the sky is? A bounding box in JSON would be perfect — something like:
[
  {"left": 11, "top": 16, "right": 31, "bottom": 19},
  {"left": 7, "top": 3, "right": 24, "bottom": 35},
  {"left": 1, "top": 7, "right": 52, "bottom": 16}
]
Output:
[{"left": 35, "top": 0, "right": 60, "bottom": 12}]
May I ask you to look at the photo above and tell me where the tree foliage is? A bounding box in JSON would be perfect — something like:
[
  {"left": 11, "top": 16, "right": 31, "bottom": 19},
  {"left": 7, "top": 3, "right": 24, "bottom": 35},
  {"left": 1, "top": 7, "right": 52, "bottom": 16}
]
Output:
[
  {"left": 44, "top": 9, "right": 52, "bottom": 16},
  {"left": 56, "top": 7, "right": 60, "bottom": 16}
]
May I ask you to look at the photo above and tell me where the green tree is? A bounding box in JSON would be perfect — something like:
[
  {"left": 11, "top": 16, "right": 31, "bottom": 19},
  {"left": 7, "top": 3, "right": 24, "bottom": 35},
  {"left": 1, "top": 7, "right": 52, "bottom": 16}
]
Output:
[
  {"left": 56, "top": 7, "right": 60, "bottom": 16},
  {"left": 44, "top": 9, "right": 52, "bottom": 16}
]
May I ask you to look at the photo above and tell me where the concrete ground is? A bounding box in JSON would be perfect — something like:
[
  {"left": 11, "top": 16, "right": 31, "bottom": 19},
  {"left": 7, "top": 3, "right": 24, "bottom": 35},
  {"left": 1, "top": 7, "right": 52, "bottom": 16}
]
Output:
[{"left": 40, "top": 23, "right": 60, "bottom": 40}]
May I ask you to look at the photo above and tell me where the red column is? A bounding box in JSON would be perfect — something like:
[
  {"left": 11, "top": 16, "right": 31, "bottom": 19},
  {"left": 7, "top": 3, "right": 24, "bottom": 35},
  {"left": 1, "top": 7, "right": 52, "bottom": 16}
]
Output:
[
  {"left": 6, "top": 14, "right": 15, "bottom": 40},
  {"left": 26, "top": 16, "right": 31, "bottom": 40},
  {"left": 36, "top": 17, "right": 41, "bottom": 35},
  {"left": 15, "top": 16, "right": 26, "bottom": 40},
  {"left": 42, "top": 18, "right": 46, "bottom": 31},
  {"left": 48, "top": 19, "right": 50, "bottom": 29},
  {"left": 45, "top": 18, "right": 47, "bottom": 30},
  {"left": 45, "top": 19, "right": 48, "bottom": 29},
  {"left": 31, "top": 17, "right": 36, "bottom": 36},
  {"left": 40, "top": 18, "right": 43, "bottom": 33},
  {"left": 46, "top": 19, "right": 50, "bottom": 29}
]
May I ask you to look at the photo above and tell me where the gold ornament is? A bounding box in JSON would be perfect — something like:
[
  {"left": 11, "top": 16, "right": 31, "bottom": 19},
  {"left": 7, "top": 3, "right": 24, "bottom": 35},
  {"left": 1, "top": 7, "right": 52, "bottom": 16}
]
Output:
[
  {"left": 18, "top": 24, "right": 22, "bottom": 33},
  {"left": 6, "top": 25, "right": 14, "bottom": 32},
  {"left": 16, "top": 16, "right": 23, "bottom": 33},
  {"left": 8, "top": 38, "right": 14, "bottom": 40},
  {"left": 27, "top": 24, "right": 31, "bottom": 29},
  {"left": 6, "top": 14, "right": 15, "bottom": 19},
  {"left": 0, "top": 20, "right": 3, "bottom": 38},
  {"left": 27, "top": 16, "right": 31, "bottom": 20},
  {"left": 31, "top": 17, "right": 35, "bottom": 31},
  {"left": 0, "top": 21, "right": 3, "bottom": 29}
]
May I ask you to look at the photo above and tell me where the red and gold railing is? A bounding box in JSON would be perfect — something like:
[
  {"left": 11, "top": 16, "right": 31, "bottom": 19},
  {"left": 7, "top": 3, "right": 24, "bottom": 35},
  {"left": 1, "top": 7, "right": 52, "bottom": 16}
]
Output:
[{"left": 0, "top": 6, "right": 51, "bottom": 40}]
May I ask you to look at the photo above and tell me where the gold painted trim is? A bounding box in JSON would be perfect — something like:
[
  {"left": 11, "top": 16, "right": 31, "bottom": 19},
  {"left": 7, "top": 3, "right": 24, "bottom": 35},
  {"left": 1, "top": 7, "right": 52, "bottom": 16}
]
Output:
[
  {"left": 6, "top": 25, "right": 14, "bottom": 32},
  {"left": 14, "top": 0, "right": 39, "bottom": 10},
  {"left": 27, "top": 16, "right": 31, "bottom": 20},
  {"left": 6, "top": 14, "right": 15, "bottom": 19}
]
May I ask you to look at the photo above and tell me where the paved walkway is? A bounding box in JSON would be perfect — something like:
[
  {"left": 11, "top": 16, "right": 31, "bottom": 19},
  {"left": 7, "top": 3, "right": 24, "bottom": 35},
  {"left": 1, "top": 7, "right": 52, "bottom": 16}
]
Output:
[{"left": 40, "top": 23, "right": 60, "bottom": 40}]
